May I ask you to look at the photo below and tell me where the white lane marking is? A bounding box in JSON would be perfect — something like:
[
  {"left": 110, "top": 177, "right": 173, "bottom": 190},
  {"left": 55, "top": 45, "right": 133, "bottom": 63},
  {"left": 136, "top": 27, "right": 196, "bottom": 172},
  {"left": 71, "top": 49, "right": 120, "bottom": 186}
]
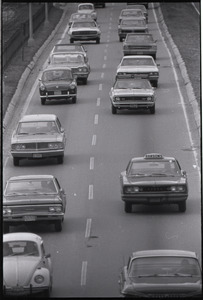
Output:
[
  {"left": 99, "top": 83, "right": 103, "bottom": 90},
  {"left": 81, "top": 261, "right": 88, "bottom": 286},
  {"left": 191, "top": 2, "right": 200, "bottom": 15},
  {"left": 97, "top": 97, "right": 100, "bottom": 106},
  {"left": 102, "top": 63, "right": 106, "bottom": 68},
  {"left": 92, "top": 134, "right": 97, "bottom": 146},
  {"left": 101, "top": 72, "right": 104, "bottom": 78},
  {"left": 85, "top": 218, "right": 92, "bottom": 238},
  {"left": 94, "top": 114, "right": 98, "bottom": 125},
  {"left": 152, "top": 5, "right": 200, "bottom": 176},
  {"left": 104, "top": 56, "right": 107, "bottom": 60},
  {"left": 88, "top": 185, "right": 93, "bottom": 200},
  {"left": 90, "top": 157, "right": 94, "bottom": 170}
]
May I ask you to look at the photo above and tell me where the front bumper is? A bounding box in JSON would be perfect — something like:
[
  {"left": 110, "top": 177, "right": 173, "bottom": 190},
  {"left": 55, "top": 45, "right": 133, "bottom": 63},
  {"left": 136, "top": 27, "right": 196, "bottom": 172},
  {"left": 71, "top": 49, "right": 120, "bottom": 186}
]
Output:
[
  {"left": 11, "top": 149, "right": 64, "bottom": 159},
  {"left": 4, "top": 212, "right": 64, "bottom": 223},
  {"left": 40, "top": 91, "right": 76, "bottom": 100},
  {"left": 112, "top": 101, "right": 155, "bottom": 109},
  {"left": 3, "top": 285, "right": 49, "bottom": 296},
  {"left": 121, "top": 193, "right": 188, "bottom": 204}
]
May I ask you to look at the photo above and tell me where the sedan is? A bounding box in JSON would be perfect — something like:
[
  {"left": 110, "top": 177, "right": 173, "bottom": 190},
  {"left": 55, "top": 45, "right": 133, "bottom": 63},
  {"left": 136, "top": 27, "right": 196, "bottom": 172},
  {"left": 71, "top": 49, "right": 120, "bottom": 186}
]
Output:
[
  {"left": 39, "top": 66, "right": 77, "bottom": 104},
  {"left": 120, "top": 153, "right": 188, "bottom": 213},
  {"left": 118, "top": 8, "right": 145, "bottom": 25},
  {"left": 49, "top": 53, "right": 90, "bottom": 84},
  {"left": 11, "top": 114, "right": 66, "bottom": 166},
  {"left": 49, "top": 43, "right": 88, "bottom": 63},
  {"left": 109, "top": 78, "right": 155, "bottom": 114},
  {"left": 126, "top": 4, "right": 148, "bottom": 21},
  {"left": 119, "top": 249, "right": 202, "bottom": 298},
  {"left": 68, "top": 20, "right": 101, "bottom": 44},
  {"left": 3, "top": 232, "right": 53, "bottom": 297},
  {"left": 118, "top": 19, "right": 148, "bottom": 42},
  {"left": 69, "top": 12, "right": 92, "bottom": 27},
  {"left": 116, "top": 55, "right": 159, "bottom": 87},
  {"left": 3, "top": 174, "right": 66, "bottom": 232},
  {"left": 77, "top": 3, "right": 97, "bottom": 21},
  {"left": 123, "top": 33, "right": 157, "bottom": 59}
]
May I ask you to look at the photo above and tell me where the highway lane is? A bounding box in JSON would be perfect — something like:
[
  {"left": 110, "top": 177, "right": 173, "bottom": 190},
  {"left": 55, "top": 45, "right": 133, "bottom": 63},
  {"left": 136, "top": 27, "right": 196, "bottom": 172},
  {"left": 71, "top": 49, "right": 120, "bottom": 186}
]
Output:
[{"left": 3, "top": 3, "right": 201, "bottom": 297}]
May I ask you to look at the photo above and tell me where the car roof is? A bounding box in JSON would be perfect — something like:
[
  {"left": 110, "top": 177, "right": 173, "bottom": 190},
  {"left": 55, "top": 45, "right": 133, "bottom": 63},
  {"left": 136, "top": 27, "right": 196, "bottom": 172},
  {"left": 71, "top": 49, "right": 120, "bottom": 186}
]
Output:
[
  {"left": 78, "top": 3, "right": 93, "bottom": 6},
  {"left": 132, "top": 249, "right": 197, "bottom": 259},
  {"left": 121, "top": 8, "right": 143, "bottom": 12},
  {"left": 130, "top": 153, "right": 176, "bottom": 162},
  {"left": 122, "top": 55, "right": 154, "bottom": 59},
  {"left": 7, "top": 174, "right": 55, "bottom": 181},
  {"left": 54, "top": 43, "right": 83, "bottom": 47},
  {"left": 19, "top": 114, "right": 57, "bottom": 122},
  {"left": 3, "top": 232, "right": 43, "bottom": 243}
]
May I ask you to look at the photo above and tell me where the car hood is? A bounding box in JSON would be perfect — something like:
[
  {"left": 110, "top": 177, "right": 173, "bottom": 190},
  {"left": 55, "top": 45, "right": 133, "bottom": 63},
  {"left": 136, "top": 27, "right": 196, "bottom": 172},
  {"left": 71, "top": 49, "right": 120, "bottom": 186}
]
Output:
[
  {"left": 70, "top": 27, "right": 99, "bottom": 32},
  {"left": 117, "top": 65, "right": 159, "bottom": 73},
  {"left": 4, "top": 256, "right": 40, "bottom": 286},
  {"left": 112, "top": 89, "right": 154, "bottom": 96},
  {"left": 12, "top": 133, "right": 63, "bottom": 143},
  {"left": 4, "top": 194, "right": 61, "bottom": 205},
  {"left": 123, "top": 175, "right": 186, "bottom": 185}
]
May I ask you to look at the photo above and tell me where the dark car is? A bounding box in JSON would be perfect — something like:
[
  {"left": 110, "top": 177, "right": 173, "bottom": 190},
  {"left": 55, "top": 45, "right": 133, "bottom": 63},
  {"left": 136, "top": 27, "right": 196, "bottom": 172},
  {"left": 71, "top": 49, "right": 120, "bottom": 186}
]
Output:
[
  {"left": 119, "top": 249, "right": 202, "bottom": 298},
  {"left": 123, "top": 33, "right": 157, "bottom": 59},
  {"left": 3, "top": 175, "right": 67, "bottom": 233},
  {"left": 39, "top": 66, "right": 77, "bottom": 104},
  {"left": 120, "top": 153, "right": 188, "bottom": 213},
  {"left": 118, "top": 19, "right": 148, "bottom": 42}
]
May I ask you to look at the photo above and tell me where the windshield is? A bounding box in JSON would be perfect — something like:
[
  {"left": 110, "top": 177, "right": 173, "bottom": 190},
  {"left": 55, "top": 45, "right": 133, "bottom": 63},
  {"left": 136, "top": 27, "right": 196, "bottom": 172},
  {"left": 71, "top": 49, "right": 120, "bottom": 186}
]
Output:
[
  {"left": 128, "top": 160, "right": 180, "bottom": 176},
  {"left": 121, "top": 19, "right": 145, "bottom": 26},
  {"left": 42, "top": 70, "right": 72, "bottom": 81},
  {"left": 17, "top": 121, "right": 59, "bottom": 135},
  {"left": 121, "top": 10, "right": 142, "bottom": 17},
  {"left": 72, "top": 21, "right": 96, "bottom": 28},
  {"left": 78, "top": 4, "right": 93, "bottom": 10},
  {"left": 127, "top": 34, "right": 153, "bottom": 43},
  {"left": 54, "top": 45, "right": 83, "bottom": 52},
  {"left": 128, "top": 257, "right": 201, "bottom": 278},
  {"left": 52, "top": 54, "right": 84, "bottom": 64},
  {"left": 5, "top": 179, "right": 58, "bottom": 196},
  {"left": 4, "top": 241, "right": 39, "bottom": 257},
  {"left": 121, "top": 57, "right": 154, "bottom": 66},
  {"left": 114, "top": 79, "right": 151, "bottom": 89}
]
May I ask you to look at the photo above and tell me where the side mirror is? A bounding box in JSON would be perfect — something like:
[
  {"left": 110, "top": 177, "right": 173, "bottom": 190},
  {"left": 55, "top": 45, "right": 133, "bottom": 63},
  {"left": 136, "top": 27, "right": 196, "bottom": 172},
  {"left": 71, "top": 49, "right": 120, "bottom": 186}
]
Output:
[
  {"left": 61, "top": 127, "right": 65, "bottom": 133},
  {"left": 45, "top": 253, "right": 51, "bottom": 258},
  {"left": 182, "top": 170, "right": 187, "bottom": 176}
]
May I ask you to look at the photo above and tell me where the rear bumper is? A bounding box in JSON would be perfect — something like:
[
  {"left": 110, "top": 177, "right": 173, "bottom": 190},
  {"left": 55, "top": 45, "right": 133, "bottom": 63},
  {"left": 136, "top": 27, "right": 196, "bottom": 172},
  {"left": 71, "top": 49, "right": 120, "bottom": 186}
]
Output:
[
  {"left": 123, "top": 49, "right": 156, "bottom": 56},
  {"left": 70, "top": 34, "right": 100, "bottom": 41}
]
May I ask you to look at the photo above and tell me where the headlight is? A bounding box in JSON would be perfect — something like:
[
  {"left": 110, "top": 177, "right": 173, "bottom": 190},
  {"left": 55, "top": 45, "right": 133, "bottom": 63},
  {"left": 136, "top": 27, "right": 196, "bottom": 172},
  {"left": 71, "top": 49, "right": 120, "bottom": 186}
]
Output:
[
  {"left": 3, "top": 208, "right": 12, "bottom": 215},
  {"left": 49, "top": 206, "right": 62, "bottom": 212},
  {"left": 114, "top": 97, "right": 120, "bottom": 101},
  {"left": 34, "top": 275, "right": 44, "bottom": 284},
  {"left": 149, "top": 72, "right": 158, "bottom": 76},
  {"left": 70, "top": 84, "right": 76, "bottom": 89},
  {"left": 147, "top": 97, "right": 152, "bottom": 101},
  {"left": 169, "top": 186, "right": 186, "bottom": 192},
  {"left": 48, "top": 142, "right": 63, "bottom": 149},
  {"left": 12, "top": 144, "right": 26, "bottom": 150},
  {"left": 125, "top": 186, "right": 139, "bottom": 193},
  {"left": 123, "top": 45, "right": 128, "bottom": 50},
  {"left": 40, "top": 85, "right": 46, "bottom": 91}
]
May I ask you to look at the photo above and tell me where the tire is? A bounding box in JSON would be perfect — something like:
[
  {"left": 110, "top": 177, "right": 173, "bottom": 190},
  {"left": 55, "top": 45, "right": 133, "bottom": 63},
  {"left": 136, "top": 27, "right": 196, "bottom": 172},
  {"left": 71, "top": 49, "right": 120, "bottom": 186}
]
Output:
[
  {"left": 72, "top": 96, "right": 77, "bottom": 103},
  {"left": 125, "top": 202, "right": 132, "bottom": 213},
  {"left": 112, "top": 105, "right": 117, "bottom": 114},
  {"left": 41, "top": 98, "right": 46, "bottom": 105},
  {"left": 83, "top": 78, "right": 87, "bottom": 85},
  {"left": 70, "top": 38, "right": 74, "bottom": 44},
  {"left": 153, "top": 54, "right": 156, "bottom": 60},
  {"left": 3, "top": 223, "right": 10, "bottom": 233},
  {"left": 13, "top": 157, "right": 20, "bottom": 166},
  {"left": 55, "top": 220, "right": 62, "bottom": 232},
  {"left": 152, "top": 81, "right": 158, "bottom": 88},
  {"left": 179, "top": 201, "right": 186, "bottom": 213},
  {"left": 119, "top": 36, "right": 123, "bottom": 42},
  {"left": 150, "top": 105, "right": 155, "bottom": 114},
  {"left": 57, "top": 156, "right": 64, "bottom": 164},
  {"left": 96, "top": 38, "right": 100, "bottom": 44}
]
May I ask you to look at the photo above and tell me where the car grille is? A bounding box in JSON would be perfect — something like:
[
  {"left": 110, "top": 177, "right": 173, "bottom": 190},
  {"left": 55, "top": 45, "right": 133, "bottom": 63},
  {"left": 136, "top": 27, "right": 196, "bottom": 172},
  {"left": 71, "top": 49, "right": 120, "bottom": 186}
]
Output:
[
  {"left": 116, "top": 96, "right": 150, "bottom": 101},
  {"left": 21, "top": 143, "right": 50, "bottom": 150},
  {"left": 6, "top": 205, "right": 52, "bottom": 214},
  {"left": 140, "top": 186, "right": 171, "bottom": 192},
  {"left": 47, "top": 90, "right": 73, "bottom": 95},
  {"left": 72, "top": 31, "right": 97, "bottom": 35}
]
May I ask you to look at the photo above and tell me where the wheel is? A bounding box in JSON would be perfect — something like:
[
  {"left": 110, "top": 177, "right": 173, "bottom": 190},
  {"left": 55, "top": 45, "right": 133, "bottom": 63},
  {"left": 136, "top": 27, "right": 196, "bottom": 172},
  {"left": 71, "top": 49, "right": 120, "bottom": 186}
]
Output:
[
  {"left": 153, "top": 54, "right": 156, "bottom": 60},
  {"left": 119, "top": 36, "right": 123, "bottom": 42},
  {"left": 41, "top": 98, "right": 46, "bottom": 105},
  {"left": 125, "top": 203, "right": 132, "bottom": 213},
  {"left": 152, "top": 81, "right": 158, "bottom": 88},
  {"left": 70, "top": 38, "right": 74, "bottom": 44},
  {"left": 72, "top": 96, "right": 77, "bottom": 103},
  {"left": 83, "top": 78, "right": 87, "bottom": 84},
  {"left": 57, "top": 156, "right": 64, "bottom": 164},
  {"left": 150, "top": 105, "right": 155, "bottom": 114},
  {"left": 13, "top": 157, "right": 20, "bottom": 166},
  {"left": 179, "top": 201, "right": 186, "bottom": 212},
  {"left": 96, "top": 38, "right": 100, "bottom": 44},
  {"left": 111, "top": 105, "right": 117, "bottom": 114},
  {"left": 55, "top": 220, "right": 62, "bottom": 232},
  {"left": 3, "top": 223, "right": 10, "bottom": 233}
]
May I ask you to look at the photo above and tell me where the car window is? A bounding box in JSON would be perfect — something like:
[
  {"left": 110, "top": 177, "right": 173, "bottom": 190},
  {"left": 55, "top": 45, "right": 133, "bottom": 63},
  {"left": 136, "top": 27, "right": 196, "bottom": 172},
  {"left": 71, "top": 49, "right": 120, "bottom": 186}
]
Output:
[
  {"left": 72, "top": 21, "right": 96, "bottom": 28},
  {"left": 17, "top": 121, "right": 59, "bottom": 135},
  {"left": 121, "top": 58, "right": 154, "bottom": 66},
  {"left": 52, "top": 54, "right": 84, "bottom": 64},
  {"left": 79, "top": 4, "right": 93, "bottom": 10},
  {"left": 121, "top": 10, "right": 142, "bottom": 17},
  {"left": 121, "top": 19, "right": 144, "bottom": 26},
  {"left": 54, "top": 45, "right": 83, "bottom": 52},
  {"left": 42, "top": 70, "right": 72, "bottom": 81},
  {"left": 4, "top": 241, "right": 39, "bottom": 257},
  {"left": 127, "top": 35, "right": 153, "bottom": 42}
]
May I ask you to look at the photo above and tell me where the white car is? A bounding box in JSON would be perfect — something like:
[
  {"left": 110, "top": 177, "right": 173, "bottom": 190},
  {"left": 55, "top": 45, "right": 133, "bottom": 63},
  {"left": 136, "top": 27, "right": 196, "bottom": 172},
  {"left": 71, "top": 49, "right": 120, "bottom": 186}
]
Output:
[
  {"left": 3, "top": 232, "right": 53, "bottom": 297},
  {"left": 77, "top": 3, "right": 97, "bottom": 21},
  {"left": 68, "top": 20, "right": 101, "bottom": 44}
]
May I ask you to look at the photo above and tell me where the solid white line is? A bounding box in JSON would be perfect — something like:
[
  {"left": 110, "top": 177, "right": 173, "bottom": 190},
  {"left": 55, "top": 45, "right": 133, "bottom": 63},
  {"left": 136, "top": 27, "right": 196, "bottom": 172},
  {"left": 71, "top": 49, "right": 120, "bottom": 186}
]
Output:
[
  {"left": 97, "top": 97, "right": 100, "bottom": 106},
  {"left": 94, "top": 114, "right": 98, "bottom": 125},
  {"left": 81, "top": 261, "right": 87, "bottom": 286},
  {"left": 92, "top": 134, "right": 97, "bottom": 146},
  {"left": 90, "top": 157, "right": 94, "bottom": 170},
  {"left": 102, "top": 63, "right": 106, "bottom": 68},
  {"left": 191, "top": 2, "right": 200, "bottom": 15},
  {"left": 152, "top": 5, "right": 200, "bottom": 176},
  {"left": 88, "top": 185, "right": 93, "bottom": 200},
  {"left": 99, "top": 83, "right": 103, "bottom": 90},
  {"left": 85, "top": 218, "right": 92, "bottom": 238}
]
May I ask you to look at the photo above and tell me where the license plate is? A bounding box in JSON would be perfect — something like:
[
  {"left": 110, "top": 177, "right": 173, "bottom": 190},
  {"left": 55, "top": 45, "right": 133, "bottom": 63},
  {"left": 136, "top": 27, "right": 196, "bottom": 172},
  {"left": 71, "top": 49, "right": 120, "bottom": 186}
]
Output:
[
  {"left": 130, "top": 104, "right": 138, "bottom": 108},
  {"left": 33, "top": 153, "right": 42, "bottom": 158},
  {"left": 24, "top": 216, "right": 36, "bottom": 221},
  {"left": 55, "top": 91, "right": 61, "bottom": 95}
]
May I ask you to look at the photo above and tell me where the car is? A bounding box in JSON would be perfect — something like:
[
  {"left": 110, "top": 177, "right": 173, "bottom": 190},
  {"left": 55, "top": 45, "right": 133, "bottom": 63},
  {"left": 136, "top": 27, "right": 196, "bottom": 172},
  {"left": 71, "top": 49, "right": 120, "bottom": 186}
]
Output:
[
  {"left": 120, "top": 153, "right": 188, "bottom": 213},
  {"left": 49, "top": 43, "right": 88, "bottom": 63},
  {"left": 11, "top": 114, "right": 66, "bottom": 166},
  {"left": 118, "top": 19, "right": 148, "bottom": 42},
  {"left": 3, "top": 175, "right": 66, "bottom": 232},
  {"left": 116, "top": 55, "right": 159, "bottom": 87},
  {"left": 68, "top": 12, "right": 93, "bottom": 27},
  {"left": 109, "top": 78, "right": 155, "bottom": 114},
  {"left": 123, "top": 33, "right": 157, "bottom": 60},
  {"left": 118, "top": 8, "right": 145, "bottom": 25},
  {"left": 126, "top": 4, "right": 148, "bottom": 21},
  {"left": 3, "top": 232, "right": 53, "bottom": 296},
  {"left": 39, "top": 66, "right": 77, "bottom": 104},
  {"left": 68, "top": 20, "right": 101, "bottom": 44},
  {"left": 77, "top": 3, "right": 97, "bottom": 21},
  {"left": 127, "top": 2, "right": 149, "bottom": 9},
  {"left": 119, "top": 249, "right": 202, "bottom": 298},
  {"left": 49, "top": 53, "right": 90, "bottom": 84}
]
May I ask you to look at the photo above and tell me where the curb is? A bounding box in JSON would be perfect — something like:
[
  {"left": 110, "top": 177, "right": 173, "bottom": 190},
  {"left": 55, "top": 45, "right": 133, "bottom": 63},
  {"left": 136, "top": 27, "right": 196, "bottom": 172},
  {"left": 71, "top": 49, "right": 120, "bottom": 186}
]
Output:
[
  {"left": 3, "top": 5, "right": 69, "bottom": 133},
  {"left": 156, "top": 5, "right": 200, "bottom": 136}
]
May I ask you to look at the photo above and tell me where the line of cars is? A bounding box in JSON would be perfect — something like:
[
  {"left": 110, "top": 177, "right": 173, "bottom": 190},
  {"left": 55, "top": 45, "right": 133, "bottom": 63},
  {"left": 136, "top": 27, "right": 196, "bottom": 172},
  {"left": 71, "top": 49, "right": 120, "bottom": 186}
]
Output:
[
  {"left": 3, "top": 3, "right": 105, "bottom": 297},
  {"left": 109, "top": 4, "right": 202, "bottom": 297}
]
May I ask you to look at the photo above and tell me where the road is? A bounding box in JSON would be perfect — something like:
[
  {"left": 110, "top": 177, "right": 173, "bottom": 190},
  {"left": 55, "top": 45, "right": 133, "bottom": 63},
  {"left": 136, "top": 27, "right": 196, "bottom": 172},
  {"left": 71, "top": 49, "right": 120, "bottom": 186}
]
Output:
[{"left": 3, "top": 3, "right": 201, "bottom": 297}]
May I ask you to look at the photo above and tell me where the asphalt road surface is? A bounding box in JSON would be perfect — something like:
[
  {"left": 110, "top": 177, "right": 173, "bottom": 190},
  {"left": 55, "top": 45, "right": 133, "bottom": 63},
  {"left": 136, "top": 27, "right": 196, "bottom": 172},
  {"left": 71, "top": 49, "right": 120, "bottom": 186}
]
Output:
[{"left": 3, "top": 3, "right": 201, "bottom": 297}]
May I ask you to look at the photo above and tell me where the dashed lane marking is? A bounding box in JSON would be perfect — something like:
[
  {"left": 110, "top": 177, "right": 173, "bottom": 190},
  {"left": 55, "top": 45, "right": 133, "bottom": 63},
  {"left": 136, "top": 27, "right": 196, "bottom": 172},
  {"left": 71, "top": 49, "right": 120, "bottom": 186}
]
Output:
[
  {"left": 85, "top": 219, "right": 92, "bottom": 238},
  {"left": 92, "top": 134, "right": 97, "bottom": 146},
  {"left": 88, "top": 185, "right": 93, "bottom": 200},
  {"left": 81, "top": 261, "right": 88, "bottom": 286},
  {"left": 90, "top": 157, "right": 94, "bottom": 170},
  {"left": 99, "top": 83, "right": 103, "bottom": 90},
  {"left": 94, "top": 114, "right": 98, "bottom": 125},
  {"left": 97, "top": 98, "right": 100, "bottom": 106}
]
